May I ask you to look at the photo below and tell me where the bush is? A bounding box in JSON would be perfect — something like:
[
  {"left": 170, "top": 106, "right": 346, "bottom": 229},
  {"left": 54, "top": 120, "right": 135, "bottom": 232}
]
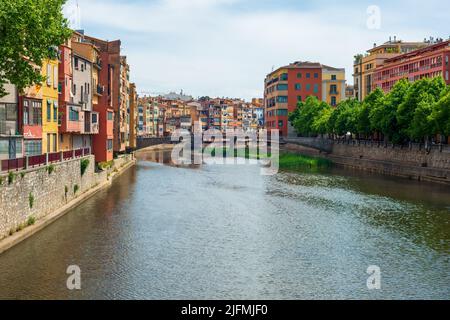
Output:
[
  {"left": 65, "top": 185, "right": 68, "bottom": 198},
  {"left": 8, "top": 172, "right": 16, "bottom": 184},
  {"left": 29, "top": 193, "right": 34, "bottom": 209},
  {"left": 74, "top": 184, "right": 79, "bottom": 194},
  {"left": 47, "top": 164, "right": 55, "bottom": 175},
  {"left": 27, "top": 216, "right": 36, "bottom": 226},
  {"left": 98, "top": 160, "right": 114, "bottom": 171},
  {"left": 80, "top": 159, "right": 90, "bottom": 176},
  {"left": 20, "top": 172, "right": 25, "bottom": 179}
]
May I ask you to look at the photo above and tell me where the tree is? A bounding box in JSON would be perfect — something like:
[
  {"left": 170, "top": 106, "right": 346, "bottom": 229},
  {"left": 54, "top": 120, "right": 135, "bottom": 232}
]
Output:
[
  {"left": 331, "top": 99, "right": 359, "bottom": 136},
  {"left": 292, "top": 96, "right": 330, "bottom": 137},
  {"left": 312, "top": 105, "right": 332, "bottom": 136},
  {"left": 429, "top": 88, "right": 450, "bottom": 138},
  {"left": 397, "top": 77, "right": 446, "bottom": 141},
  {"left": 409, "top": 93, "right": 435, "bottom": 142},
  {"left": 0, "top": 0, "right": 71, "bottom": 97}
]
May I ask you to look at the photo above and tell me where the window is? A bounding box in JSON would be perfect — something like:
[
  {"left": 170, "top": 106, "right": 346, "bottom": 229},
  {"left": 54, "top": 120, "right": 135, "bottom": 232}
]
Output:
[
  {"left": 306, "top": 84, "right": 311, "bottom": 91},
  {"left": 92, "top": 113, "right": 98, "bottom": 123},
  {"left": 23, "top": 100, "right": 42, "bottom": 126},
  {"left": 278, "top": 120, "right": 283, "bottom": 128},
  {"left": 313, "top": 84, "right": 319, "bottom": 93},
  {"left": 331, "top": 96, "right": 337, "bottom": 106},
  {"left": 24, "top": 140, "right": 42, "bottom": 156},
  {"left": 74, "top": 57, "right": 79, "bottom": 69},
  {"left": 53, "top": 133, "right": 57, "bottom": 152},
  {"left": 280, "top": 73, "right": 288, "bottom": 81},
  {"left": 53, "top": 66, "right": 58, "bottom": 89},
  {"left": 297, "top": 73, "right": 302, "bottom": 79},
  {"left": 107, "top": 111, "right": 113, "bottom": 121},
  {"left": 276, "top": 96, "right": 288, "bottom": 103},
  {"left": 53, "top": 102, "right": 58, "bottom": 121},
  {"left": 446, "top": 71, "right": 449, "bottom": 81},
  {"left": 69, "top": 107, "right": 79, "bottom": 121},
  {"left": 47, "top": 101, "right": 52, "bottom": 121},
  {"left": 297, "top": 96, "right": 302, "bottom": 102},
  {"left": 47, "top": 64, "right": 52, "bottom": 86},
  {"left": 295, "top": 84, "right": 301, "bottom": 91},
  {"left": 330, "top": 84, "right": 338, "bottom": 94},
  {"left": 32, "top": 100, "right": 42, "bottom": 125},
  {"left": 47, "top": 134, "right": 51, "bottom": 152},
  {"left": 331, "top": 75, "right": 337, "bottom": 80},
  {"left": 276, "top": 84, "right": 288, "bottom": 91},
  {"left": 314, "top": 73, "right": 319, "bottom": 79},
  {"left": 107, "top": 139, "right": 113, "bottom": 151},
  {"left": 276, "top": 109, "right": 288, "bottom": 116},
  {"left": 23, "top": 100, "right": 29, "bottom": 125},
  {"left": 306, "top": 73, "right": 311, "bottom": 79}
]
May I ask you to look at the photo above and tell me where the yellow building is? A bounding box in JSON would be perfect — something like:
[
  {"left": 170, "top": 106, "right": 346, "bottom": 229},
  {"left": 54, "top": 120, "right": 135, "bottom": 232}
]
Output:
[
  {"left": 42, "top": 59, "right": 59, "bottom": 153},
  {"left": 353, "top": 39, "right": 428, "bottom": 101},
  {"left": 322, "top": 65, "right": 346, "bottom": 106}
]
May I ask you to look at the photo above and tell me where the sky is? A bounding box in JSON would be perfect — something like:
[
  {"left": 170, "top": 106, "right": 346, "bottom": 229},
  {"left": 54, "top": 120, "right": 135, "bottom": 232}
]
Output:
[{"left": 63, "top": 0, "right": 449, "bottom": 100}]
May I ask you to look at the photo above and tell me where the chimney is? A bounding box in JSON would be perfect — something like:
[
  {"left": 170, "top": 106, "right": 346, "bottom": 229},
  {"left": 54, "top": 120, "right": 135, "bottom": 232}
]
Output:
[{"left": 389, "top": 36, "right": 392, "bottom": 43}]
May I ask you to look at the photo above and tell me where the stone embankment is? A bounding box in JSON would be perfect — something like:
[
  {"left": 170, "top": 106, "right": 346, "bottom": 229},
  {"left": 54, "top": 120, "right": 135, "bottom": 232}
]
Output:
[
  {"left": 283, "top": 137, "right": 450, "bottom": 185},
  {"left": 0, "top": 154, "right": 136, "bottom": 254}
]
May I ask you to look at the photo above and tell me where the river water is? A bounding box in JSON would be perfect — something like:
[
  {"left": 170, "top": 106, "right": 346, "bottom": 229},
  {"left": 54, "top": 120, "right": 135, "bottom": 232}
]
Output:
[{"left": 0, "top": 151, "right": 449, "bottom": 300}]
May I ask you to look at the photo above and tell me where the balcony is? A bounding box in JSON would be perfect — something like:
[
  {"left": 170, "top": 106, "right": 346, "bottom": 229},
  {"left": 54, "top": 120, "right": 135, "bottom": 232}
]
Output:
[
  {"left": 95, "top": 85, "right": 104, "bottom": 96},
  {"left": 94, "top": 57, "right": 102, "bottom": 70},
  {"left": 83, "top": 112, "right": 99, "bottom": 134},
  {"left": 61, "top": 105, "right": 82, "bottom": 133},
  {"left": 0, "top": 120, "right": 19, "bottom": 136},
  {"left": 329, "top": 90, "right": 339, "bottom": 95}
]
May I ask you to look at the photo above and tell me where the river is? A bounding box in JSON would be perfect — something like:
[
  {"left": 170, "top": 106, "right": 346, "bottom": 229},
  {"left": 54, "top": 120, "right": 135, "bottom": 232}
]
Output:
[{"left": 0, "top": 150, "right": 449, "bottom": 299}]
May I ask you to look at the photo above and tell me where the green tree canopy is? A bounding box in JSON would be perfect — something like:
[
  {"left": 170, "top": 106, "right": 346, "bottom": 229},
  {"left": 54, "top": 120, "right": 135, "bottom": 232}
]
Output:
[
  {"left": 331, "top": 99, "right": 359, "bottom": 136},
  {"left": 292, "top": 96, "right": 329, "bottom": 137},
  {"left": 397, "top": 77, "right": 446, "bottom": 141},
  {"left": 0, "top": 0, "right": 71, "bottom": 97}
]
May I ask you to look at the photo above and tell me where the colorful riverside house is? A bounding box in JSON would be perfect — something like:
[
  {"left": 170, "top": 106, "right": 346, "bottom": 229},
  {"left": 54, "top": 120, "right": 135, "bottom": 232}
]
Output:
[
  {"left": 373, "top": 39, "right": 450, "bottom": 92},
  {"left": 322, "top": 65, "right": 346, "bottom": 107},
  {"left": 58, "top": 35, "right": 83, "bottom": 151},
  {"left": 0, "top": 83, "right": 23, "bottom": 160},
  {"left": 353, "top": 37, "right": 429, "bottom": 101},
  {"left": 120, "top": 56, "right": 130, "bottom": 151},
  {"left": 79, "top": 32, "right": 121, "bottom": 159},
  {"left": 71, "top": 40, "right": 100, "bottom": 152},
  {"left": 20, "top": 67, "right": 44, "bottom": 156},
  {"left": 42, "top": 58, "right": 60, "bottom": 153},
  {"left": 264, "top": 62, "right": 322, "bottom": 137}
]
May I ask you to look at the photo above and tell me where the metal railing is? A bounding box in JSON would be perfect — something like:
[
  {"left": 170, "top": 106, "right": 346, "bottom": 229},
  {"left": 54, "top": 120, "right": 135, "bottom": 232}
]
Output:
[{"left": 1, "top": 147, "right": 91, "bottom": 173}]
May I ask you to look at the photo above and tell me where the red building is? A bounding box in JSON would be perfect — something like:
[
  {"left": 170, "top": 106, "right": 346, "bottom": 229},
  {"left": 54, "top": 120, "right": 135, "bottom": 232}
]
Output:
[
  {"left": 72, "top": 32, "right": 116, "bottom": 163},
  {"left": 264, "top": 62, "right": 322, "bottom": 137},
  {"left": 374, "top": 40, "right": 450, "bottom": 92}
]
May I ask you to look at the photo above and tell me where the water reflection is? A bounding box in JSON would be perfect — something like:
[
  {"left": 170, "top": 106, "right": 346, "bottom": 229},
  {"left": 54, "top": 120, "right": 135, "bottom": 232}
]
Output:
[{"left": 0, "top": 150, "right": 448, "bottom": 300}]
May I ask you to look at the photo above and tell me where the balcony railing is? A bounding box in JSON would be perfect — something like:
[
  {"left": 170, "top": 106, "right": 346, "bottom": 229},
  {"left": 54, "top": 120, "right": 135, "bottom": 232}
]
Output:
[{"left": 1, "top": 148, "right": 91, "bottom": 173}]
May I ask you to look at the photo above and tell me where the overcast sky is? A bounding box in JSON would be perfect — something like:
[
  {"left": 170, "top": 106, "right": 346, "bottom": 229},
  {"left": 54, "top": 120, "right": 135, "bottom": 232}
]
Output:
[{"left": 64, "top": 0, "right": 449, "bottom": 100}]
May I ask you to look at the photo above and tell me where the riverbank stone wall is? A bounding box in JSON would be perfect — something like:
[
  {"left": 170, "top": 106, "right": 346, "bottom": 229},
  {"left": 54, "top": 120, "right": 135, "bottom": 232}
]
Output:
[{"left": 0, "top": 155, "right": 133, "bottom": 240}]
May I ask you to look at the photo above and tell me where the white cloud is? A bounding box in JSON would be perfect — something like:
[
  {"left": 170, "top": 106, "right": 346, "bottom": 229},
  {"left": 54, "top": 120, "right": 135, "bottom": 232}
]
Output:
[{"left": 69, "top": 0, "right": 447, "bottom": 100}]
